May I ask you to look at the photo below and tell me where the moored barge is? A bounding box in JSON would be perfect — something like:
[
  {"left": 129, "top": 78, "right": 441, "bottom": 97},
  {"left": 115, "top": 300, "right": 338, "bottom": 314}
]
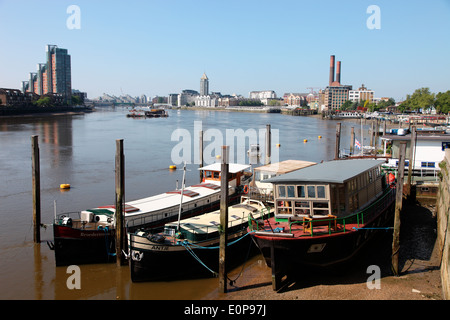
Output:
[
  {"left": 51, "top": 163, "right": 252, "bottom": 266},
  {"left": 128, "top": 197, "right": 273, "bottom": 282},
  {"left": 248, "top": 159, "right": 396, "bottom": 290}
]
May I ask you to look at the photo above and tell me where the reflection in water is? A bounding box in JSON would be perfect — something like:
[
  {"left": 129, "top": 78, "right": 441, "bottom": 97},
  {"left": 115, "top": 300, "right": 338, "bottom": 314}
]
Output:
[{"left": 1, "top": 109, "right": 374, "bottom": 299}]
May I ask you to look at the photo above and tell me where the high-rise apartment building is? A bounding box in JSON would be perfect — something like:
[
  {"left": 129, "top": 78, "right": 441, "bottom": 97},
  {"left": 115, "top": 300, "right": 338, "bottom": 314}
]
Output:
[
  {"left": 22, "top": 45, "right": 72, "bottom": 103},
  {"left": 200, "top": 73, "right": 209, "bottom": 96}
]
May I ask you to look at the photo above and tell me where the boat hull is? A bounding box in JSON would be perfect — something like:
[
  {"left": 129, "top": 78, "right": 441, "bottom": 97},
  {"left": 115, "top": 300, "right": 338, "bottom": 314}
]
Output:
[
  {"left": 129, "top": 230, "right": 255, "bottom": 282},
  {"left": 52, "top": 194, "right": 240, "bottom": 266},
  {"left": 53, "top": 225, "right": 116, "bottom": 266},
  {"left": 251, "top": 199, "right": 395, "bottom": 275}
]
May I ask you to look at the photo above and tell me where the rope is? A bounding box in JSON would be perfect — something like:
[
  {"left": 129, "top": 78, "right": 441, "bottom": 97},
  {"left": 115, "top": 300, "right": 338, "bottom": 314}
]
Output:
[
  {"left": 178, "top": 231, "right": 257, "bottom": 278},
  {"left": 180, "top": 241, "right": 217, "bottom": 276},
  {"left": 352, "top": 227, "right": 393, "bottom": 230},
  {"left": 100, "top": 226, "right": 116, "bottom": 257}
]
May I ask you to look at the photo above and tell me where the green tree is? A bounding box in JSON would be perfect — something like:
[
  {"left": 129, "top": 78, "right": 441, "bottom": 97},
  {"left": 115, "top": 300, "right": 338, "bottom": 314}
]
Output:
[
  {"left": 71, "top": 95, "right": 83, "bottom": 105},
  {"left": 35, "top": 97, "right": 51, "bottom": 107},
  {"left": 340, "top": 100, "right": 353, "bottom": 110},
  {"left": 435, "top": 91, "right": 450, "bottom": 113},
  {"left": 403, "top": 87, "right": 435, "bottom": 111}
]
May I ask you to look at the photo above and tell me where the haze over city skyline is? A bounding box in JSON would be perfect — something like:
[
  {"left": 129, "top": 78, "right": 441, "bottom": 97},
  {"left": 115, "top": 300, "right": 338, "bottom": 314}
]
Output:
[{"left": 1, "top": 0, "right": 449, "bottom": 102}]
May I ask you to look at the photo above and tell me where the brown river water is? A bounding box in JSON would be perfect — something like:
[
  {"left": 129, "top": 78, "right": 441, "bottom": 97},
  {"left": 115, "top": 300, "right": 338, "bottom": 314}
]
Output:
[{"left": 0, "top": 107, "right": 373, "bottom": 300}]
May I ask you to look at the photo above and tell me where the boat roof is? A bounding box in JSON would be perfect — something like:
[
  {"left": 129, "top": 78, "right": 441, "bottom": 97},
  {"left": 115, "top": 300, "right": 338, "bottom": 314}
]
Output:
[
  {"left": 165, "top": 200, "right": 267, "bottom": 234},
  {"left": 199, "top": 163, "right": 251, "bottom": 173},
  {"left": 254, "top": 160, "right": 316, "bottom": 174},
  {"left": 382, "top": 133, "right": 450, "bottom": 141},
  {"left": 123, "top": 183, "right": 223, "bottom": 216},
  {"left": 262, "top": 159, "right": 385, "bottom": 184}
]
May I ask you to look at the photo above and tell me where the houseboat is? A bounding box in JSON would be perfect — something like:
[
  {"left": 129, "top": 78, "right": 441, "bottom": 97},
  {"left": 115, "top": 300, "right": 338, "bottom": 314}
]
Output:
[
  {"left": 248, "top": 159, "right": 395, "bottom": 290},
  {"left": 51, "top": 163, "right": 252, "bottom": 266},
  {"left": 381, "top": 129, "right": 450, "bottom": 177},
  {"left": 128, "top": 197, "right": 273, "bottom": 282}
]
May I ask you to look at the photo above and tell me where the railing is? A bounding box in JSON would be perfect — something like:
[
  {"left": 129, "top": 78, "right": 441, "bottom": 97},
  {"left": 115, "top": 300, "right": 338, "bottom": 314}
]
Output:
[{"left": 249, "top": 187, "right": 396, "bottom": 237}]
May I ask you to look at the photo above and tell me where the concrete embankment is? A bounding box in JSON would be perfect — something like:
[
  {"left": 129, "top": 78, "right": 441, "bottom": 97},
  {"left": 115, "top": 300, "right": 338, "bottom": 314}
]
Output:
[{"left": 436, "top": 149, "right": 450, "bottom": 299}]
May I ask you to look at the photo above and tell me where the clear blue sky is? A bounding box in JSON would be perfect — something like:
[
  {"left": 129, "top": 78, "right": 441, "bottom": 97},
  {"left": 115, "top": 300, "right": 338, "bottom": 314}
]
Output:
[{"left": 1, "top": 0, "right": 449, "bottom": 101}]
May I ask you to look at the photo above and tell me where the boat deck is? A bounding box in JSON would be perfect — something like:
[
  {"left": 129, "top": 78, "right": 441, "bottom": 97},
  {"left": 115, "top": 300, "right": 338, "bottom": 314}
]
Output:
[{"left": 251, "top": 215, "right": 363, "bottom": 239}]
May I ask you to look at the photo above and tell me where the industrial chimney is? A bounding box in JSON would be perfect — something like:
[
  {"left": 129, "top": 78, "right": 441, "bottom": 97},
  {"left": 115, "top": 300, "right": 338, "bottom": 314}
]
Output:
[
  {"left": 336, "top": 61, "right": 341, "bottom": 85},
  {"left": 329, "top": 55, "right": 335, "bottom": 86}
]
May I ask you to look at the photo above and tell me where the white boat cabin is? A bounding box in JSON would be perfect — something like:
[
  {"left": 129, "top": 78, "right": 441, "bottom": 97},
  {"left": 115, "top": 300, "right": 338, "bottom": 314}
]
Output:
[
  {"left": 381, "top": 131, "right": 450, "bottom": 176},
  {"left": 262, "top": 159, "right": 386, "bottom": 220},
  {"left": 199, "top": 163, "right": 252, "bottom": 188}
]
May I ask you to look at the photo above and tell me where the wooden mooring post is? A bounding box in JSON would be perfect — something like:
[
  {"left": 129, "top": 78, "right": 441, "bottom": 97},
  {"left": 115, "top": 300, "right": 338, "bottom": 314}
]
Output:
[
  {"left": 392, "top": 141, "right": 407, "bottom": 276},
  {"left": 406, "top": 126, "right": 417, "bottom": 199},
  {"left": 115, "top": 139, "right": 126, "bottom": 266},
  {"left": 350, "top": 127, "right": 355, "bottom": 155},
  {"left": 335, "top": 123, "right": 341, "bottom": 159},
  {"left": 31, "top": 135, "right": 41, "bottom": 243},
  {"left": 219, "top": 145, "right": 229, "bottom": 293},
  {"left": 199, "top": 130, "right": 204, "bottom": 183},
  {"left": 265, "top": 124, "right": 271, "bottom": 165}
]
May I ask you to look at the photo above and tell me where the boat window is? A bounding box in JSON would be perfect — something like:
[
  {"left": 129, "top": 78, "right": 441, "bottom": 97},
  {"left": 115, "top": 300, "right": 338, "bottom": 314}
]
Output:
[
  {"left": 307, "top": 186, "right": 316, "bottom": 198},
  {"left": 442, "top": 142, "right": 450, "bottom": 151},
  {"left": 278, "top": 186, "right": 286, "bottom": 198},
  {"left": 313, "top": 202, "right": 328, "bottom": 208},
  {"left": 205, "top": 171, "right": 212, "bottom": 178},
  {"left": 287, "top": 186, "right": 295, "bottom": 197},
  {"left": 313, "top": 209, "right": 329, "bottom": 216},
  {"left": 213, "top": 172, "right": 220, "bottom": 179},
  {"left": 368, "top": 170, "right": 373, "bottom": 183},
  {"left": 295, "top": 201, "right": 309, "bottom": 207},
  {"left": 277, "top": 200, "right": 292, "bottom": 214},
  {"left": 295, "top": 208, "right": 310, "bottom": 215},
  {"left": 421, "top": 162, "right": 435, "bottom": 168},
  {"left": 317, "top": 186, "right": 326, "bottom": 198},
  {"left": 297, "top": 185, "right": 305, "bottom": 198}
]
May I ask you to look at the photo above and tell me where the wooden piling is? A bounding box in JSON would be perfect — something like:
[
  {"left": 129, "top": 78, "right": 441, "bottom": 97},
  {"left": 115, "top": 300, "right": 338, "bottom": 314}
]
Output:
[
  {"left": 115, "top": 139, "right": 125, "bottom": 266},
  {"left": 31, "top": 135, "right": 41, "bottom": 243},
  {"left": 392, "top": 141, "right": 407, "bottom": 276},
  {"left": 350, "top": 127, "right": 355, "bottom": 155},
  {"left": 265, "top": 124, "right": 271, "bottom": 165},
  {"left": 406, "top": 126, "right": 417, "bottom": 198},
  {"left": 219, "top": 145, "right": 229, "bottom": 293},
  {"left": 199, "top": 130, "right": 204, "bottom": 183},
  {"left": 335, "top": 123, "right": 341, "bottom": 160}
]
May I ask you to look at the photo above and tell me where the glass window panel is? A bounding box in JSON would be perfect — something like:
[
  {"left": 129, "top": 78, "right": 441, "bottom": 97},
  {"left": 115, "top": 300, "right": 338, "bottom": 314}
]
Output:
[
  {"left": 307, "top": 186, "right": 316, "bottom": 198},
  {"left": 295, "top": 208, "right": 310, "bottom": 215},
  {"left": 317, "top": 186, "right": 326, "bottom": 198},
  {"left": 313, "top": 202, "right": 329, "bottom": 208},
  {"left": 278, "top": 186, "right": 286, "bottom": 198},
  {"left": 287, "top": 186, "right": 295, "bottom": 197},
  {"left": 295, "top": 201, "right": 309, "bottom": 207},
  {"left": 313, "top": 209, "right": 329, "bottom": 216},
  {"left": 297, "top": 186, "right": 305, "bottom": 198}
]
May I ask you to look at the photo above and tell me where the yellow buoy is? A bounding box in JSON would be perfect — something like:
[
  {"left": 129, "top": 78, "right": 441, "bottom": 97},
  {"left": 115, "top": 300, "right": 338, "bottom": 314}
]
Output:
[
  {"left": 60, "top": 184, "right": 70, "bottom": 189},
  {"left": 303, "top": 139, "right": 308, "bottom": 143},
  {"left": 169, "top": 165, "right": 176, "bottom": 170},
  {"left": 276, "top": 143, "right": 281, "bottom": 147},
  {"left": 318, "top": 136, "right": 322, "bottom": 139}
]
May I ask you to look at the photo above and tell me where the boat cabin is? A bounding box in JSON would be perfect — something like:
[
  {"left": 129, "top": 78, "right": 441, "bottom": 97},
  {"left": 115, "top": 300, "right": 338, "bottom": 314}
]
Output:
[
  {"left": 253, "top": 160, "right": 316, "bottom": 191},
  {"left": 262, "top": 159, "right": 387, "bottom": 220},
  {"left": 381, "top": 131, "right": 450, "bottom": 177},
  {"left": 199, "top": 163, "right": 252, "bottom": 188}
]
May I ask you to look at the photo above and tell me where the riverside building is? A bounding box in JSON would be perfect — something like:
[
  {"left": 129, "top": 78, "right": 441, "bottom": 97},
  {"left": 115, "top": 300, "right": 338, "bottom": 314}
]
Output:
[{"left": 22, "top": 45, "right": 72, "bottom": 103}]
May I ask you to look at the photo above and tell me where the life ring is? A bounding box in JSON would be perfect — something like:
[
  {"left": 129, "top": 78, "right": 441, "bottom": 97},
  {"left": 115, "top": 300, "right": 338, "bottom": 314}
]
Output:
[{"left": 243, "top": 185, "right": 249, "bottom": 194}]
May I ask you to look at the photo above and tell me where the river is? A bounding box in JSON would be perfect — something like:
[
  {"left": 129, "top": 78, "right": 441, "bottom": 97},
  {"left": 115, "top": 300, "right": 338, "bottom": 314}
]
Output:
[{"left": 0, "top": 107, "right": 372, "bottom": 299}]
